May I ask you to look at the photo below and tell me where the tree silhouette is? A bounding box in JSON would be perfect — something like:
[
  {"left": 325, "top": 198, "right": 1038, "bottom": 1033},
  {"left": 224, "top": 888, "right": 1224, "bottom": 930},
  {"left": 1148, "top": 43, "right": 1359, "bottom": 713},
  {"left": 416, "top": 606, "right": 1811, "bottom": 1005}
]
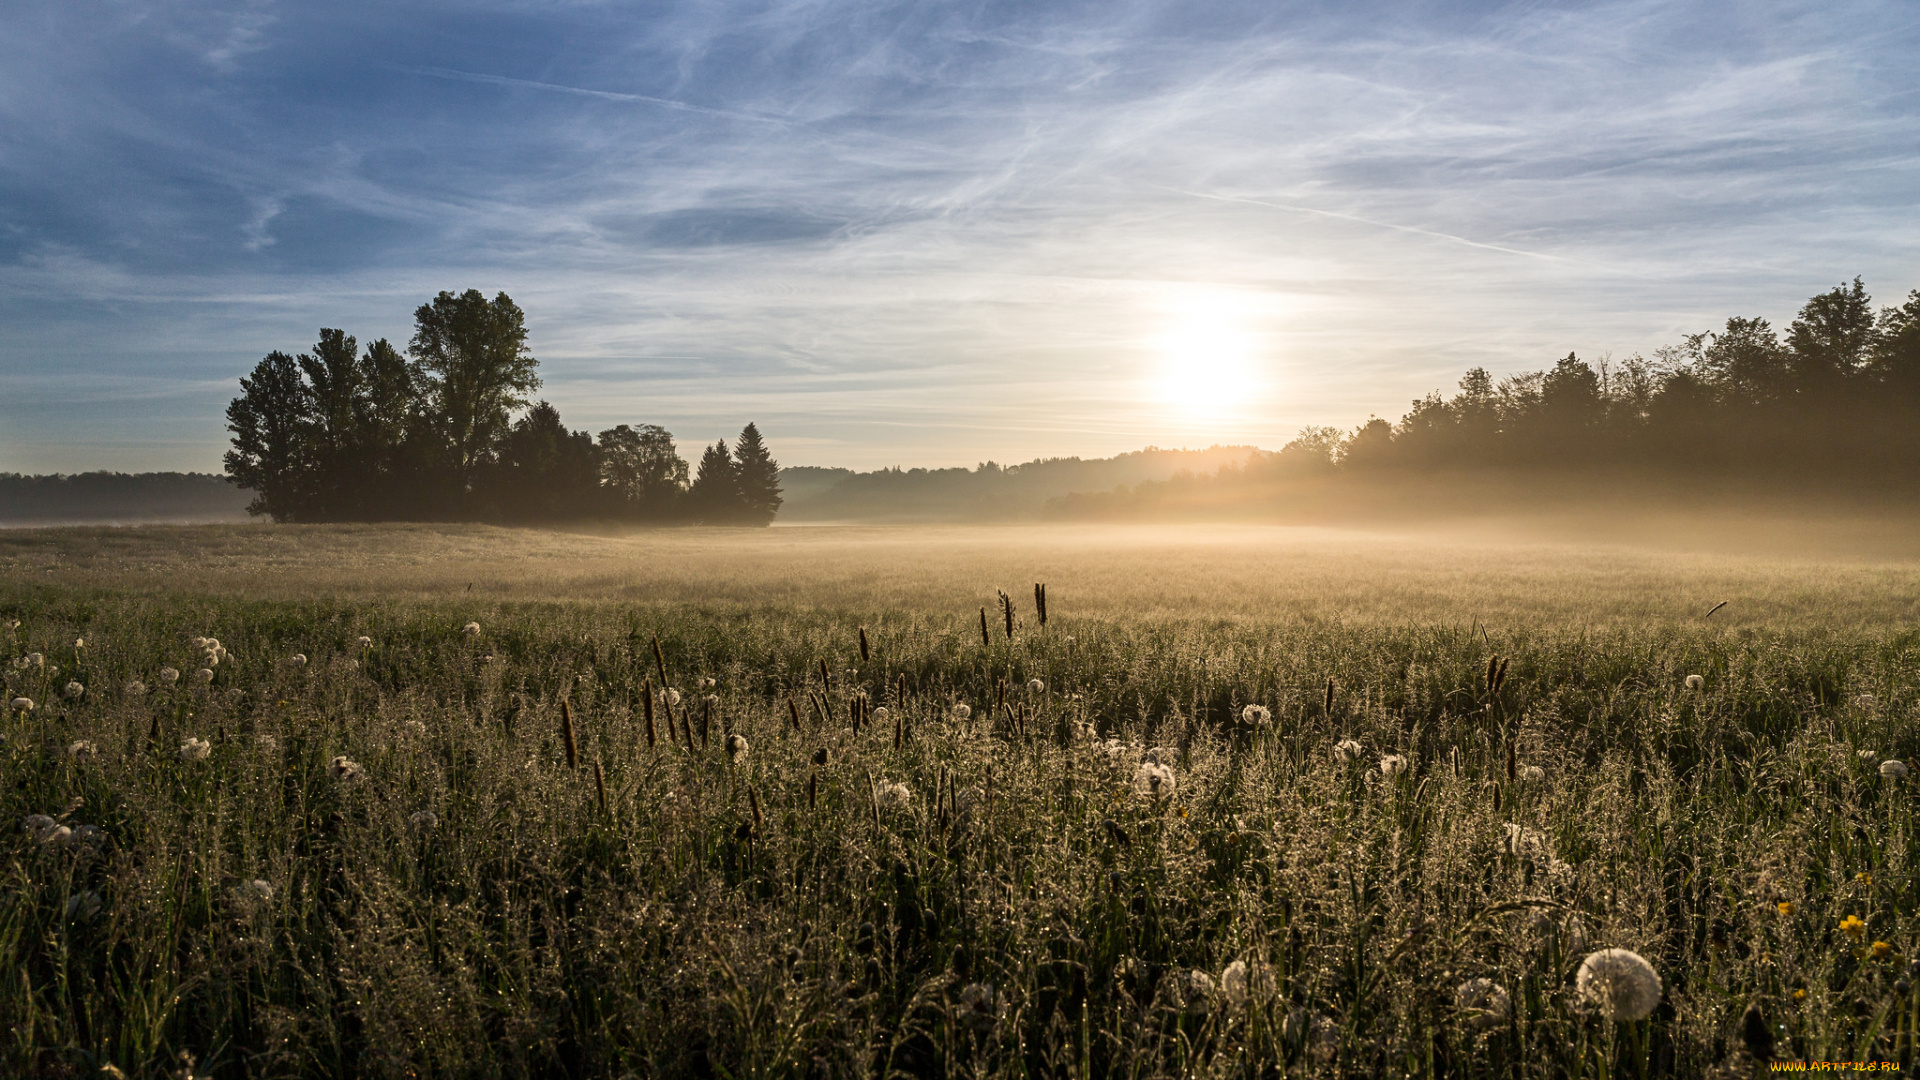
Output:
[
  {"left": 408, "top": 290, "right": 538, "bottom": 499},
  {"left": 732, "top": 422, "right": 783, "bottom": 526},
  {"left": 224, "top": 350, "right": 312, "bottom": 520},
  {"left": 689, "top": 441, "right": 740, "bottom": 523}
]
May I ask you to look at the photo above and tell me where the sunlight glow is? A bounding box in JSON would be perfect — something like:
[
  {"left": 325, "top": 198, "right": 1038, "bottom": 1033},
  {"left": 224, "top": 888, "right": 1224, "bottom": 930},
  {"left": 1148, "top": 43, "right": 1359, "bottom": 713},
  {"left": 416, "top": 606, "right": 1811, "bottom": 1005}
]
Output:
[{"left": 1149, "top": 291, "right": 1268, "bottom": 418}]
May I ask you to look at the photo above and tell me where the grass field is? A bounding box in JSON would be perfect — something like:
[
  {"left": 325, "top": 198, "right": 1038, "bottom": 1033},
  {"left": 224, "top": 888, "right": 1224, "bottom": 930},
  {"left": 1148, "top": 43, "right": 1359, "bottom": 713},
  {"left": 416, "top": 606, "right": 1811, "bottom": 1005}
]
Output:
[{"left": 5, "top": 523, "right": 1920, "bottom": 1077}]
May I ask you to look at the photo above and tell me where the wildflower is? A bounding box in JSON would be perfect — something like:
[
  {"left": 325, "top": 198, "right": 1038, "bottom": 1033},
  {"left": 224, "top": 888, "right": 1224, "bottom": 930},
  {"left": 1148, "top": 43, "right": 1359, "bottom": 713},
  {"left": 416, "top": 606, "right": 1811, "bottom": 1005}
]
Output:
[
  {"left": 1777, "top": 901, "right": 1795, "bottom": 917},
  {"left": 1882, "top": 760, "right": 1910, "bottom": 779},
  {"left": 1840, "top": 914, "right": 1867, "bottom": 940},
  {"left": 67, "top": 740, "right": 97, "bottom": 762},
  {"left": 1793, "top": 988, "right": 1806, "bottom": 1000},
  {"left": 958, "top": 982, "right": 998, "bottom": 1033},
  {"left": 247, "top": 879, "right": 275, "bottom": 900},
  {"left": 328, "top": 755, "right": 364, "bottom": 783},
  {"left": 1873, "top": 941, "right": 1895, "bottom": 959},
  {"left": 24, "top": 652, "right": 44, "bottom": 669},
  {"left": 124, "top": 680, "right": 146, "bottom": 697},
  {"left": 1857, "top": 872, "right": 1873, "bottom": 886},
  {"left": 1134, "top": 762, "right": 1176, "bottom": 800},
  {"left": 178, "top": 737, "right": 211, "bottom": 762},
  {"left": 871, "top": 706, "right": 890, "bottom": 723},
  {"left": 158, "top": 666, "right": 180, "bottom": 684},
  {"left": 1241, "top": 704, "right": 1271, "bottom": 726},
  {"left": 1380, "top": 754, "right": 1408, "bottom": 777},
  {"left": 1520, "top": 764, "right": 1546, "bottom": 781},
  {"left": 1575, "top": 949, "right": 1663, "bottom": 1022},
  {"left": 74, "top": 637, "right": 85, "bottom": 649},
  {"left": 665, "top": 688, "right": 682, "bottom": 707},
  {"left": 289, "top": 653, "right": 307, "bottom": 668},
  {"left": 192, "top": 668, "right": 214, "bottom": 685},
  {"left": 1684, "top": 674, "right": 1704, "bottom": 692},
  {"left": 203, "top": 651, "right": 219, "bottom": 667},
  {"left": 1182, "top": 969, "right": 1215, "bottom": 1010},
  {"left": 1027, "top": 678, "right": 1046, "bottom": 694},
  {"left": 951, "top": 703, "right": 971, "bottom": 720},
  {"left": 410, "top": 809, "right": 438, "bottom": 829},
  {"left": 1334, "top": 738, "right": 1363, "bottom": 764},
  {"left": 876, "top": 780, "right": 912, "bottom": 810},
  {"left": 1455, "top": 977, "right": 1511, "bottom": 1030},
  {"left": 726, "top": 733, "right": 749, "bottom": 763},
  {"left": 65, "top": 891, "right": 102, "bottom": 920},
  {"left": 699, "top": 677, "right": 717, "bottom": 690},
  {"left": 356, "top": 636, "right": 372, "bottom": 648},
  {"left": 63, "top": 680, "right": 84, "bottom": 700},
  {"left": 10, "top": 697, "right": 30, "bottom": 713},
  {"left": 462, "top": 622, "right": 481, "bottom": 637}
]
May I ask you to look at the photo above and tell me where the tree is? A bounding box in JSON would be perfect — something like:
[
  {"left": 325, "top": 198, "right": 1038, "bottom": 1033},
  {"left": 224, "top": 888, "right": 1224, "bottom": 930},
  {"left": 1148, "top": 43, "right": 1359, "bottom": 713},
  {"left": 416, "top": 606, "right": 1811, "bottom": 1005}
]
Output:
[
  {"left": 1697, "top": 317, "right": 1789, "bottom": 404},
  {"left": 1871, "top": 290, "right": 1920, "bottom": 398},
  {"left": 689, "top": 440, "right": 740, "bottom": 523},
  {"left": 225, "top": 351, "right": 313, "bottom": 521},
  {"left": 297, "top": 328, "right": 366, "bottom": 519},
  {"left": 481, "top": 402, "right": 601, "bottom": 522},
  {"left": 1787, "top": 277, "right": 1874, "bottom": 392},
  {"left": 731, "top": 422, "right": 783, "bottom": 526},
  {"left": 409, "top": 290, "right": 539, "bottom": 498},
  {"left": 599, "top": 424, "right": 688, "bottom": 516}
]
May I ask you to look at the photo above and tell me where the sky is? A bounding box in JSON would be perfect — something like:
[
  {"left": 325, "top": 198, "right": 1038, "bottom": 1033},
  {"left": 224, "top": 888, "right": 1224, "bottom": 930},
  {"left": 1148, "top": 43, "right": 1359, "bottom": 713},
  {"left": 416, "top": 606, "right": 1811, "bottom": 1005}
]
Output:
[{"left": 1, "top": 0, "right": 1916, "bottom": 473}]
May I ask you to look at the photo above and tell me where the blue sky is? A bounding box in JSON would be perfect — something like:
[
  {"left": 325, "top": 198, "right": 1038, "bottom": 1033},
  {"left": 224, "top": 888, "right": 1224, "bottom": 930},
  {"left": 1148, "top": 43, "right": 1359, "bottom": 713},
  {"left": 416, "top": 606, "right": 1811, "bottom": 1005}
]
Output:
[{"left": 2, "top": 0, "right": 1916, "bottom": 472}]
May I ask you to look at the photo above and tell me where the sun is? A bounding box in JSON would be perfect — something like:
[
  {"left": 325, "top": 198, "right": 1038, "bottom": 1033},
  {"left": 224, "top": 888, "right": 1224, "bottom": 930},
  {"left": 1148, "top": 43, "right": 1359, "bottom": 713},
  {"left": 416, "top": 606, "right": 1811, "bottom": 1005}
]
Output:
[{"left": 1149, "top": 292, "right": 1265, "bottom": 417}]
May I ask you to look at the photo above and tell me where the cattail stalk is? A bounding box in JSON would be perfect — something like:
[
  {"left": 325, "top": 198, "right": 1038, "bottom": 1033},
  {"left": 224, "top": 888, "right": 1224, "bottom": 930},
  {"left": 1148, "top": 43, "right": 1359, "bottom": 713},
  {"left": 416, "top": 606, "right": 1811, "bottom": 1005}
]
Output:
[
  {"left": 1324, "top": 677, "right": 1336, "bottom": 715},
  {"left": 700, "top": 695, "right": 711, "bottom": 748},
  {"left": 594, "top": 759, "right": 609, "bottom": 816},
  {"left": 859, "top": 627, "right": 870, "bottom": 663},
  {"left": 1035, "top": 582, "right": 1047, "bottom": 626},
  {"left": 979, "top": 608, "right": 990, "bottom": 647},
  {"left": 643, "top": 680, "right": 657, "bottom": 749},
  {"left": 1000, "top": 592, "right": 1015, "bottom": 638},
  {"left": 748, "top": 785, "right": 764, "bottom": 830},
  {"left": 893, "top": 706, "right": 903, "bottom": 750},
  {"left": 818, "top": 657, "right": 830, "bottom": 692},
  {"left": 787, "top": 692, "right": 802, "bottom": 731},
  {"left": 807, "top": 769, "right": 818, "bottom": 810},
  {"left": 652, "top": 636, "right": 668, "bottom": 686},
  {"left": 560, "top": 699, "right": 580, "bottom": 771},
  {"left": 1505, "top": 739, "right": 1517, "bottom": 782}
]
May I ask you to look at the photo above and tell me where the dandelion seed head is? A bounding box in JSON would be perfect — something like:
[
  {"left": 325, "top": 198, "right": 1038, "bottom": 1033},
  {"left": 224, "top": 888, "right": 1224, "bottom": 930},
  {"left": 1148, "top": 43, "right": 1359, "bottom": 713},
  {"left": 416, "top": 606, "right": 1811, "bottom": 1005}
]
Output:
[
  {"left": 871, "top": 706, "right": 889, "bottom": 723},
  {"left": 1133, "top": 762, "right": 1176, "bottom": 799},
  {"left": 1520, "top": 764, "right": 1546, "bottom": 781},
  {"left": 1221, "top": 960, "right": 1250, "bottom": 1006},
  {"left": 1684, "top": 674, "right": 1704, "bottom": 692},
  {"left": 24, "top": 652, "right": 44, "bottom": 668},
  {"left": 73, "top": 637, "right": 85, "bottom": 649},
  {"left": 327, "top": 755, "right": 364, "bottom": 783},
  {"left": 356, "top": 636, "right": 372, "bottom": 648},
  {"left": 63, "top": 680, "right": 84, "bottom": 699},
  {"left": 951, "top": 703, "right": 971, "bottom": 720},
  {"left": 410, "top": 810, "right": 438, "bottom": 829},
  {"left": 124, "top": 680, "right": 146, "bottom": 697},
  {"left": 1859, "top": 748, "right": 1878, "bottom": 760},
  {"left": 1027, "top": 678, "right": 1046, "bottom": 694},
  {"left": 1334, "top": 738, "right": 1363, "bottom": 763},
  {"left": 247, "top": 879, "right": 275, "bottom": 900},
  {"left": 192, "top": 668, "right": 214, "bottom": 685},
  {"left": 23, "top": 813, "right": 55, "bottom": 835},
  {"left": 255, "top": 734, "right": 278, "bottom": 753},
  {"left": 1882, "top": 760, "right": 1909, "bottom": 779},
  {"left": 958, "top": 982, "right": 998, "bottom": 1032},
  {"left": 665, "top": 688, "right": 681, "bottom": 707},
  {"left": 1575, "top": 949, "right": 1662, "bottom": 1022},
  {"left": 1456, "top": 977, "right": 1511, "bottom": 1030},
  {"left": 1182, "top": 969, "right": 1214, "bottom": 1010},
  {"left": 67, "top": 740, "right": 97, "bottom": 761},
  {"left": 178, "top": 737, "right": 211, "bottom": 762},
  {"left": 289, "top": 653, "right": 307, "bottom": 667},
  {"left": 726, "top": 733, "right": 750, "bottom": 763},
  {"left": 1240, "top": 704, "right": 1271, "bottom": 725},
  {"left": 158, "top": 667, "right": 179, "bottom": 684},
  {"left": 10, "top": 697, "right": 31, "bottom": 712},
  {"left": 876, "top": 780, "right": 912, "bottom": 810},
  {"left": 1380, "top": 754, "right": 1408, "bottom": 777},
  {"left": 462, "top": 622, "right": 481, "bottom": 637},
  {"left": 699, "top": 677, "right": 716, "bottom": 690}
]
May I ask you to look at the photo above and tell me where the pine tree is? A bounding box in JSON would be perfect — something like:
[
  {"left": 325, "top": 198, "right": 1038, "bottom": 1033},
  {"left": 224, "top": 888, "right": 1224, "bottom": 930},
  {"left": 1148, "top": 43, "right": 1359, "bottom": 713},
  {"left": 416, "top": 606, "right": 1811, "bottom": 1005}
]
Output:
[
  {"left": 731, "top": 422, "right": 783, "bottom": 526},
  {"left": 689, "top": 440, "right": 739, "bottom": 523}
]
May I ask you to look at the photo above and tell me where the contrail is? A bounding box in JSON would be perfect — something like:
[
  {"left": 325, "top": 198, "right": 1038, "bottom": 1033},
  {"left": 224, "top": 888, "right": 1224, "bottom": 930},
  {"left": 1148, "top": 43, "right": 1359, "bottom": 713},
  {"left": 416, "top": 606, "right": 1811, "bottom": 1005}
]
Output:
[
  {"left": 404, "top": 66, "right": 790, "bottom": 127},
  {"left": 1168, "top": 187, "right": 1572, "bottom": 263}
]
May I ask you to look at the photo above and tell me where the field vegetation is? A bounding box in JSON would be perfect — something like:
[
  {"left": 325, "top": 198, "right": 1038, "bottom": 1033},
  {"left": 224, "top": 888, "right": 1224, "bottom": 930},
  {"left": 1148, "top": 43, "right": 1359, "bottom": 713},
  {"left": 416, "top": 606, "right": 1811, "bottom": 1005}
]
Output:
[{"left": 5, "top": 524, "right": 1920, "bottom": 1077}]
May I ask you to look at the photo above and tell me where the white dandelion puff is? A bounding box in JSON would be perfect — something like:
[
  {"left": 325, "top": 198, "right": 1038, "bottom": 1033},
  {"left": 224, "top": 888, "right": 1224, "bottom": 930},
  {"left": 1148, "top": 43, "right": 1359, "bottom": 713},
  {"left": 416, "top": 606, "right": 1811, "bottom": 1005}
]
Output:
[
  {"left": 178, "top": 737, "right": 211, "bottom": 762},
  {"left": 1575, "top": 948, "right": 1662, "bottom": 1022},
  {"left": 698, "top": 677, "right": 716, "bottom": 690},
  {"left": 1683, "top": 674, "right": 1704, "bottom": 692},
  {"left": 1859, "top": 748, "right": 1879, "bottom": 760},
  {"left": 22, "top": 813, "right": 56, "bottom": 837},
  {"left": 1240, "top": 704, "right": 1272, "bottom": 726},
  {"left": 1380, "top": 754, "right": 1408, "bottom": 777},
  {"left": 255, "top": 734, "right": 278, "bottom": 753},
  {"left": 871, "top": 706, "right": 890, "bottom": 724},
  {"left": 247, "top": 879, "right": 275, "bottom": 900},
  {"left": 1133, "top": 762, "right": 1176, "bottom": 799},
  {"left": 289, "top": 653, "right": 307, "bottom": 668},
  {"left": 192, "top": 668, "right": 214, "bottom": 685},
  {"left": 1334, "top": 738, "right": 1363, "bottom": 764},
  {"left": 876, "top": 780, "right": 913, "bottom": 810},
  {"left": 10, "top": 697, "right": 31, "bottom": 713},
  {"left": 74, "top": 637, "right": 86, "bottom": 650},
  {"left": 958, "top": 982, "right": 999, "bottom": 1033},
  {"left": 1027, "top": 678, "right": 1046, "bottom": 694},
  {"left": 462, "top": 622, "right": 481, "bottom": 637},
  {"left": 726, "top": 733, "right": 750, "bottom": 763},
  {"left": 203, "top": 651, "right": 220, "bottom": 667},
  {"left": 355, "top": 636, "right": 372, "bottom": 648},
  {"left": 24, "top": 652, "right": 44, "bottom": 668},
  {"left": 123, "top": 680, "right": 146, "bottom": 697},
  {"left": 1221, "top": 960, "right": 1251, "bottom": 1006},
  {"left": 665, "top": 688, "right": 681, "bottom": 707},
  {"left": 950, "top": 703, "right": 971, "bottom": 720},
  {"left": 327, "top": 755, "right": 364, "bottom": 783},
  {"left": 158, "top": 667, "right": 180, "bottom": 684},
  {"left": 1455, "top": 977, "right": 1511, "bottom": 1030},
  {"left": 410, "top": 809, "right": 438, "bottom": 829},
  {"left": 67, "top": 740, "right": 97, "bottom": 762},
  {"left": 1519, "top": 764, "right": 1546, "bottom": 782},
  {"left": 1881, "top": 760, "right": 1910, "bottom": 779},
  {"left": 63, "top": 681, "right": 84, "bottom": 700},
  {"left": 1182, "top": 969, "right": 1215, "bottom": 1010}
]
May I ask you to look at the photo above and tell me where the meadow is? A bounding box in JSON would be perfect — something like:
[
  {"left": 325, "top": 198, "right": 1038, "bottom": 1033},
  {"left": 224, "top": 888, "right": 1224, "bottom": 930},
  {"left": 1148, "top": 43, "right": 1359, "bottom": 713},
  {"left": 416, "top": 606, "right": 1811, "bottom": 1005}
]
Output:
[{"left": 6, "top": 522, "right": 1920, "bottom": 1078}]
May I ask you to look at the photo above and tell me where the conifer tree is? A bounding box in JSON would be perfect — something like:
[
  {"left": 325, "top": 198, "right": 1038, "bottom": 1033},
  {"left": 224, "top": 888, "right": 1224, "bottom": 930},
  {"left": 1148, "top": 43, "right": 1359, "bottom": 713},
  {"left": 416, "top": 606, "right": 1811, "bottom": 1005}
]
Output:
[
  {"left": 689, "top": 440, "right": 740, "bottom": 523},
  {"left": 731, "top": 422, "right": 783, "bottom": 526}
]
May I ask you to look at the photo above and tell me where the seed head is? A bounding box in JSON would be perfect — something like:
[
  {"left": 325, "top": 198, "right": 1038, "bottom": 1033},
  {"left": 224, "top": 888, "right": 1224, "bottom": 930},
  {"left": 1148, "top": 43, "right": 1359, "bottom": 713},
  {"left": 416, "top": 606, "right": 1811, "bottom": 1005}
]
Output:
[
  {"left": 124, "top": 680, "right": 146, "bottom": 697},
  {"left": 1240, "top": 704, "right": 1271, "bottom": 725},
  {"left": 1380, "top": 754, "right": 1408, "bottom": 777},
  {"left": 328, "top": 755, "right": 364, "bottom": 783},
  {"left": 1456, "top": 977, "right": 1511, "bottom": 1030},
  {"left": 1334, "top": 738, "right": 1362, "bottom": 763},
  {"left": 158, "top": 667, "right": 180, "bottom": 684},
  {"left": 410, "top": 810, "right": 438, "bottom": 829},
  {"left": 462, "top": 622, "right": 481, "bottom": 637},
  {"left": 289, "top": 654, "right": 307, "bottom": 668},
  {"left": 871, "top": 706, "right": 890, "bottom": 723},
  {"left": 876, "top": 780, "right": 912, "bottom": 810},
  {"left": 1519, "top": 764, "right": 1546, "bottom": 781},
  {"left": 10, "top": 697, "right": 31, "bottom": 713},
  {"left": 63, "top": 680, "right": 84, "bottom": 700},
  {"left": 1684, "top": 674, "right": 1704, "bottom": 692},
  {"left": 192, "top": 668, "right": 214, "bottom": 685},
  {"left": 699, "top": 677, "right": 716, "bottom": 690},
  {"left": 1027, "top": 678, "right": 1046, "bottom": 694},
  {"left": 665, "top": 688, "right": 681, "bottom": 707},
  {"left": 67, "top": 740, "right": 97, "bottom": 762},
  {"left": 1575, "top": 949, "right": 1662, "bottom": 1022},
  {"left": 178, "top": 737, "right": 211, "bottom": 762},
  {"left": 247, "top": 879, "right": 275, "bottom": 900},
  {"left": 726, "top": 734, "right": 750, "bottom": 763},
  {"left": 1881, "top": 760, "right": 1910, "bottom": 779},
  {"left": 951, "top": 703, "right": 971, "bottom": 720},
  {"left": 356, "top": 636, "right": 373, "bottom": 648},
  {"left": 1133, "top": 762, "right": 1176, "bottom": 799}
]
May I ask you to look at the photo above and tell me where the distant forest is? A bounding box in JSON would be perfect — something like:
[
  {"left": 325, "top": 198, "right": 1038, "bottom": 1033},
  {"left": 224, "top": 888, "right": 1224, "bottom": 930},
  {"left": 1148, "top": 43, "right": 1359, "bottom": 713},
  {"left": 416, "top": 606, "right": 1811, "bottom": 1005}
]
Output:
[
  {"left": 223, "top": 290, "right": 781, "bottom": 525},
  {"left": 0, "top": 472, "right": 246, "bottom": 525},
  {"left": 1056, "top": 277, "right": 1920, "bottom": 519}
]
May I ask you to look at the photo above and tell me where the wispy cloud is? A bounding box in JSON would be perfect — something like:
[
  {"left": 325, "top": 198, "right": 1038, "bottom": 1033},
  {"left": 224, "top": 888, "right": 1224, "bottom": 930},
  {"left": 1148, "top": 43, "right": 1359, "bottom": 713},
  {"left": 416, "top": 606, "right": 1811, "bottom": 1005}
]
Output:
[{"left": 1, "top": 0, "right": 1916, "bottom": 471}]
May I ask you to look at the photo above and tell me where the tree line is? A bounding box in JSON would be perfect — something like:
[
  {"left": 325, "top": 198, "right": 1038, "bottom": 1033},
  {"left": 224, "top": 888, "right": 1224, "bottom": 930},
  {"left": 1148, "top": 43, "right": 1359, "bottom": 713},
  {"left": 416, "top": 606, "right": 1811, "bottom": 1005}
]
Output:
[
  {"left": 224, "top": 290, "right": 782, "bottom": 524},
  {"left": 1056, "top": 277, "right": 1920, "bottom": 516}
]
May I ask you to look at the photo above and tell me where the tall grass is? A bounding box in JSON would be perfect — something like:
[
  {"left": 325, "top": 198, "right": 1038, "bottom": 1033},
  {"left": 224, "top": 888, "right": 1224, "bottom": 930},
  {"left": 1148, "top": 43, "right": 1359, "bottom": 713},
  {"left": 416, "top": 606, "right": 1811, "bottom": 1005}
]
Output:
[{"left": 3, "top": 566, "right": 1919, "bottom": 1076}]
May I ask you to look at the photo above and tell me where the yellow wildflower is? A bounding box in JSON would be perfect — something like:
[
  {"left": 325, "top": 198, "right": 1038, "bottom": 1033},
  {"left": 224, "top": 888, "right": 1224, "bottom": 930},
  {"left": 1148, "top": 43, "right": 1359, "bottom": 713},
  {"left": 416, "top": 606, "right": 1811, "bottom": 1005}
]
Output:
[
  {"left": 1793, "top": 988, "right": 1806, "bottom": 1000},
  {"left": 1872, "top": 941, "right": 1894, "bottom": 959},
  {"left": 1777, "top": 901, "right": 1795, "bottom": 916},
  {"left": 1840, "top": 914, "right": 1867, "bottom": 940},
  {"left": 1857, "top": 872, "right": 1873, "bottom": 886}
]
